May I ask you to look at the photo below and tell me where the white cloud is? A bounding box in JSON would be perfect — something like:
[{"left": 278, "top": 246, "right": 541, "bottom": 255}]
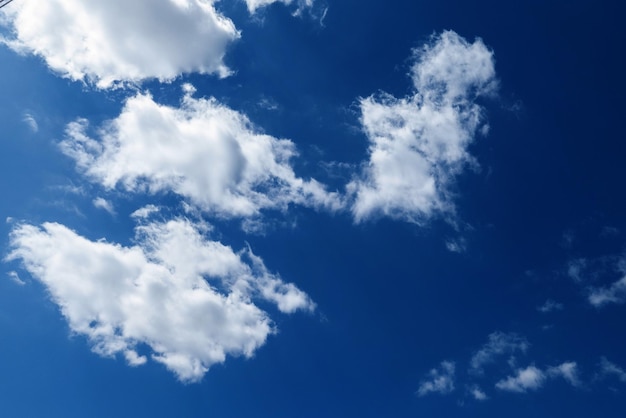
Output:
[
  {"left": 496, "top": 362, "right": 581, "bottom": 393},
  {"left": 348, "top": 30, "right": 497, "bottom": 223},
  {"left": 7, "top": 270, "right": 26, "bottom": 285},
  {"left": 60, "top": 88, "right": 342, "bottom": 219},
  {"left": 469, "top": 332, "right": 529, "bottom": 375},
  {"left": 22, "top": 112, "right": 38, "bottom": 133},
  {"left": 588, "top": 276, "right": 626, "bottom": 307},
  {"left": 244, "top": 0, "right": 314, "bottom": 14},
  {"left": 495, "top": 366, "right": 546, "bottom": 393},
  {"left": 1, "top": 0, "right": 239, "bottom": 88},
  {"left": 537, "top": 299, "right": 564, "bottom": 313},
  {"left": 130, "top": 205, "right": 161, "bottom": 220},
  {"left": 6, "top": 218, "right": 314, "bottom": 382},
  {"left": 599, "top": 357, "right": 626, "bottom": 383},
  {"left": 92, "top": 197, "right": 116, "bottom": 216},
  {"left": 469, "top": 385, "right": 488, "bottom": 400},
  {"left": 417, "top": 361, "right": 455, "bottom": 397},
  {"left": 547, "top": 362, "right": 581, "bottom": 387}
]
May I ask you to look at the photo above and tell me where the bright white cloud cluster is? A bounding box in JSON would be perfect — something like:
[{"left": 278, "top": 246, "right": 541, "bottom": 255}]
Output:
[
  {"left": 496, "top": 362, "right": 580, "bottom": 393},
  {"left": 1, "top": 0, "right": 239, "bottom": 88},
  {"left": 417, "top": 361, "right": 455, "bottom": 397},
  {"left": 349, "top": 30, "right": 497, "bottom": 223},
  {"left": 7, "top": 218, "right": 314, "bottom": 382},
  {"left": 61, "top": 88, "right": 342, "bottom": 218}
]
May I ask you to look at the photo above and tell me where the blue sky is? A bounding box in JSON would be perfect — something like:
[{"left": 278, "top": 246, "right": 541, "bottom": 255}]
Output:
[{"left": 1, "top": 0, "right": 626, "bottom": 416}]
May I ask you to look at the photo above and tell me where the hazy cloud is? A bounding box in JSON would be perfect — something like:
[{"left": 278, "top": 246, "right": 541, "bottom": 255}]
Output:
[
  {"left": 417, "top": 361, "right": 456, "bottom": 397},
  {"left": 470, "top": 332, "right": 529, "bottom": 375},
  {"left": 589, "top": 276, "right": 626, "bottom": 307}
]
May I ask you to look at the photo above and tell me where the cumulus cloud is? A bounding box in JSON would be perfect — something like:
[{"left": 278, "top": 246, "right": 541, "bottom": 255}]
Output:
[
  {"left": 496, "top": 362, "right": 581, "bottom": 393},
  {"left": 60, "top": 87, "right": 342, "bottom": 219},
  {"left": 1, "top": 0, "right": 239, "bottom": 88},
  {"left": 588, "top": 276, "right": 626, "bottom": 307},
  {"left": 6, "top": 218, "right": 314, "bottom": 382},
  {"left": 470, "top": 331, "right": 529, "bottom": 375},
  {"left": 495, "top": 366, "right": 546, "bottom": 393},
  {"left": 348, "top": 30, "right": 497, "bottom": 223},
  {"left": 417, "top": 361, "right": 455, "bottom": 397}
]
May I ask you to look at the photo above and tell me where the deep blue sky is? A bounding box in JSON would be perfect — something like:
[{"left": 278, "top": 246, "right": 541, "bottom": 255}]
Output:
[{"left": 1, "top": 0, "right": 626, "bottom": 417}]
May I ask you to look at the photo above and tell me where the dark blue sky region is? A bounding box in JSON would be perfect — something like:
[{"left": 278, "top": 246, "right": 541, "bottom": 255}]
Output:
[{"left": 1, "top": 1, "right": 626, "bottom": 417}]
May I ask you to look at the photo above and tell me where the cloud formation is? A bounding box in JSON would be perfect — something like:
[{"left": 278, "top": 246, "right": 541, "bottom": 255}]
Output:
[
  {"left": 496, "top": 362, "right": 580, "bottom": 393},
  {"left": 348, "top": 30, "right": 497, "bottom": 223},
  {"left": 470, "top": 331, "right": 529, "bottom": 375},
  {"left": 495, "top": 366, "right": 546, "bottom": 393},
  {"left": 61, "top": 87, "right": 342, "bottom": 219},
  {"left": 588, "top": 276, "right": 626, "bottom": 307},
  {"left": 417, "top": 361, "right": 456, "bottom": 397},
  {"left": 244, "top": 0, "right": 314, "bottom": 14},
  {"left": 1, "top": 0, "right": 239, "bottom": 88},
  {"left": 7, "top": 218, "right": 314, "bottom": 382}
]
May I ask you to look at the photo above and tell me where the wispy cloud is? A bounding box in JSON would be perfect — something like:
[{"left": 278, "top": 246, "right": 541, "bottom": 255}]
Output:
[
  {"left": 7, "top": 219, "right": 315, "bottom": 382},
  {"left": 598, "top": 357, "right": 626, "bottom": 383},
  {"left": 92, "top": 197, "right": 116, "bottom": 216},
  {"left": 588, "top": 276, "right": 626, "bottom": 307},
  {"left": 22, "top": 112, "right": 38, "bottom": 133},
  {"left": 7, "top": 270, "right": 26, "bottom": 286},
  {"left": 348, "top": 30, "right": 497, "bottom": 223},
  {"left": 537, "top": 299, "right": 564, "bottom": 313},
  {"left": 417, "top": 361, "right": 456, "bottom": 397},
  {"left": 469, "top": 332, "right": 529, "bottom": 375}
]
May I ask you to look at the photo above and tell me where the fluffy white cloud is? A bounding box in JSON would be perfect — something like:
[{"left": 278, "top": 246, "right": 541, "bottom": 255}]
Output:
[
  {"left": 470, "top": 332, "right": 529, "bottom": 375},
  {"left": 496, "top": 362, "right": 581, "bottom": 393},
  {"left": 588, "top": 276, "right": 626, "bottom": 307},
  {"left": 244, "top": 0, "right": 314, "bottom": 14},
  {"left": 60, "top": 87, "right": 342, "bottom": 219},
  {"left": 348, "top": 30, "right": 497, "bottom": 223},
  {"left": 417, "top": 361, "right": 455, "bottom": 397},
  {"left": 6, "top": 218, "right": 314, "bottom": 382},
  {"left": 1, "top": 0, "right": 239, "bottom": 88},
  {"left": 496, "top": 366, "right": 546, "bottom": 393}
]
